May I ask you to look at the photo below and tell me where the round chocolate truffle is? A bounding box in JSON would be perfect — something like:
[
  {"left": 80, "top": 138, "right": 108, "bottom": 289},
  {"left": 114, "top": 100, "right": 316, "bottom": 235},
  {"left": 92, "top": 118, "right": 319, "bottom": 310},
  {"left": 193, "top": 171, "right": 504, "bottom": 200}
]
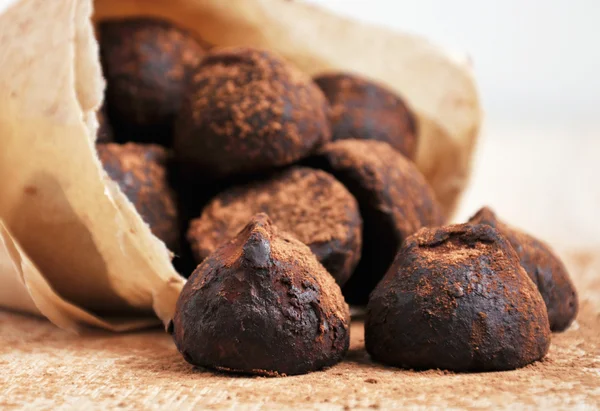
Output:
[
  {"left": 366, "top": 223, "right": 551, "bottom": 372},
  {"left": 174, "top": 47, "right": 331, "bottom": 182},
  {"left": 314, "top": 73, "right": 418, "bottom": 160},
  {"left": 99, "top": 18, "right": 205, "bottom": 146},
  {"left": 469, "top": 207, "right": 578, "bottom": 331},
  {"left": 97, "top": 143, "right": 179, "bottom": 252},
  {"left": 187, "top": 167, "right": 362, "bottom": 286},
  {"left": 172, "top": 214, "right": 350, "bottom": 376},
  {"left": 308, "top": 139, "right": 445, "bottom": 304}
]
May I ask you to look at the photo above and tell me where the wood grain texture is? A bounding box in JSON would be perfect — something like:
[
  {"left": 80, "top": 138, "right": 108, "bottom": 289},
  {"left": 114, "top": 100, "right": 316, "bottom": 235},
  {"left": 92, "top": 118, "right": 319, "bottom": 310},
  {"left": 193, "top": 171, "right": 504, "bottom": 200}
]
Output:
[{"left": 1, "top": 250, "right": 598, "bottom": 410}]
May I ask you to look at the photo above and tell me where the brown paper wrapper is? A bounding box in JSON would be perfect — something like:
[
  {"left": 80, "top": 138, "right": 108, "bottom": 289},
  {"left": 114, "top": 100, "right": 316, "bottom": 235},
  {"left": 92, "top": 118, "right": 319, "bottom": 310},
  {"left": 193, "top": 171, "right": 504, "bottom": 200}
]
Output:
[
  {"left": 0, "top": 0, "right": 481, "bottom": 332},
  {"left": 0, "top": 0, "right": 184, "bottom": 331}
]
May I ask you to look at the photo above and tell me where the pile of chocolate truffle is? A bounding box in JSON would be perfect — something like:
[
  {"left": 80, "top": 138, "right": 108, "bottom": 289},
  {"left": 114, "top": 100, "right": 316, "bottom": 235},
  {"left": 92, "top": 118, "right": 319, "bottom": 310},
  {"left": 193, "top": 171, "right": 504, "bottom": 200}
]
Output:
[{"left": 96, "top": 18, "right": 578, "bottom": 376}]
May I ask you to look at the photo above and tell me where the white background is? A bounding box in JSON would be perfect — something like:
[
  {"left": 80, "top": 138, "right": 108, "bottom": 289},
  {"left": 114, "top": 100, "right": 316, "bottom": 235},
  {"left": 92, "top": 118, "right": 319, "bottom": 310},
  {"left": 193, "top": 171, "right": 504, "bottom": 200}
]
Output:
[{"left": 310, "top": 0, "right": 600, "bottom": 248}]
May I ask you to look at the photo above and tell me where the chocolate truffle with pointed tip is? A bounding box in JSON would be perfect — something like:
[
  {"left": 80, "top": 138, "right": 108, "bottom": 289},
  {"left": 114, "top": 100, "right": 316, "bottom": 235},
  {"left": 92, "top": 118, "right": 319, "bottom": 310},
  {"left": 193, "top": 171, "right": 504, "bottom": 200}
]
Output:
[
  {"left": 468, "top": 207, "right": 578, "bottom": 331},
  {"left": 366, "top": 223, "right": 551, "bottom": 372},
  {"left": 99, "top": 18, "right": 205, "bottom": 145},
  {"left": 97, "top": 143, "right": 179, "bottom": 252},
  {"left": 174, "top": 47, "right": 331, "bottom": 182},
  {"left": 314, "top": 72, "right": 417, "bottom": 160},
  {"left": 187, "top": 167, "right": 362, "bottom": 286},
  {"left": 307, "top": 139, "right": 445, "bottom": 304},
  {"left": 172, "top": 214, "right": 350, "bottom": 376}
]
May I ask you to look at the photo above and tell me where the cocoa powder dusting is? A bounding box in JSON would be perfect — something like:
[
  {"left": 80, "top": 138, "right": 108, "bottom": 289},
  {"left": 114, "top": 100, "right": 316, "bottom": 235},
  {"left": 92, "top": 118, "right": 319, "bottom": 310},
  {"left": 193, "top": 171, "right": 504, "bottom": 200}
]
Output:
[
  {"left": 174, "top": 47, "right": 331, "bottom": 182},
  {"left": 187, "top": 167, "right": 362, "bottom": 285},
  {"left": 469, "top": 207, "right": 578, "bottom": 331},
  {"left": 99, "top": 18, "right": 205, "bottom": 145},
  {"left": 366, "top": 223, "right": 551, "bottom": 372},
  {"left": 97, "top": 143, "right": 179, "bottom": 252},
  {"left": 318, "top": 139, "right": 443, "bottom": 241},
  {"left": 172, "top": 214, "right": 350, "bottom": 376},
  {"left": 308, "top": 139, "right": 445, "bottom": 304},
  {"left": 314, "top": 73, "right": 418, "bottom": 160}
]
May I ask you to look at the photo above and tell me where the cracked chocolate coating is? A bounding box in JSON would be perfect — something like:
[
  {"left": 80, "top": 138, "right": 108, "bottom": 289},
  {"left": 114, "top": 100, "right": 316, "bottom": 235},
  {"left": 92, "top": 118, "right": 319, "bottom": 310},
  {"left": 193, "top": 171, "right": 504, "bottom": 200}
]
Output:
[
  {"left": 469, "top": 207, "right": 578, "bottom": 331},
  {"left": 366, "top": 223, "right": 551, "bottom": 372},
  {"left": 174, "top": 47, "right": 331, "bottom": 183},
  {"left": 314, "top": 73, "right": 417, "bottom": 160},
  {"left": 99, "top": 18, "right": 205, "bottom": 146},
  {"left": 97, "top": 143, "right": 179, "bottom": 252},
  {"left": 307, "top": 139, "right": 445, "bottom": 304},
  {"left": 172, "top": 214, "right": 350, "bottom": 376},
  {"left": 186, "top": 167, "right": 362, "bottom": 286}
]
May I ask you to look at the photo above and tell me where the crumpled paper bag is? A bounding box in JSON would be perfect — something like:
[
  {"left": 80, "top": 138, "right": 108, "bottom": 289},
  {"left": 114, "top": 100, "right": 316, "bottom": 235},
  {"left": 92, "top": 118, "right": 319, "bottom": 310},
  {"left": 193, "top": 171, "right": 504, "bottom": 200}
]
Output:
[{"left": 0, "top": 0, "right": 481, "bottom": 332}]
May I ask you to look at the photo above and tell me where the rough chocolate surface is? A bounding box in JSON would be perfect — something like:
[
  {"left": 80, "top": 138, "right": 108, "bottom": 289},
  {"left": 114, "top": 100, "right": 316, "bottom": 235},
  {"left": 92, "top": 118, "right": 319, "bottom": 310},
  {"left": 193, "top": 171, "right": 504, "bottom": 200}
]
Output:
[
  {"left": 99, "top": 18, "right": 205, "bottom": 146},
  {"left": 97, "top": 143, "right": 179, "bottom": 252},
  {"left": 314, "top": 73, "right": 417, "bottom": 160},
  {"left": 366, "top": 223, "right": 551, "bottom": 372},
  {"left": 174, "top": 47, "right": 331, "bottom": 182},
  {"left": 187, "top": 167, "right": 362, "bottom": 286},
  {"left": 307, "top": 139, "right": 445, "bottom": 304},
  {"left": 469, "top": 207, "right": 578, "bottom": 331},
  {"left": 172, "top": 214, "right": 350, "bottom": 376}
]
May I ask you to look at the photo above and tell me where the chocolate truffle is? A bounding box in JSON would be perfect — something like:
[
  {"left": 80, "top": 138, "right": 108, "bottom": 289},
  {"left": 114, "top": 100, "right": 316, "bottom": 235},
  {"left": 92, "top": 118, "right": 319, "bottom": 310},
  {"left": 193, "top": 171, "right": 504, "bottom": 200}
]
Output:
[
  {"left": 171, "top": 214, "right": 350, "bottom": 376},
  {"left": 99, "top": 18, "right": 205, "bottom": 146},
  {"left": 469, "top": 207, "right": 578, "bottom": 331},
  {"left": 366, "top": 223, "right": 551, "bottom": 372},
  {"left": 174, "top": 47, "right": 331, "bottom": 182},
  {"left": 314, "top": 73, "right": 417, "bottom": 160},
  {"left": 97, "top": 143, "right": 179, "bottom": 252},
  {"left": 308, "top": 139, "right": 445, "bottom": 304},
  {"left": 187, "top": 167, "right": 362, "bottom": 286},
  {"left": 96, "top": 105, "right": 113, "bottom": 143}
]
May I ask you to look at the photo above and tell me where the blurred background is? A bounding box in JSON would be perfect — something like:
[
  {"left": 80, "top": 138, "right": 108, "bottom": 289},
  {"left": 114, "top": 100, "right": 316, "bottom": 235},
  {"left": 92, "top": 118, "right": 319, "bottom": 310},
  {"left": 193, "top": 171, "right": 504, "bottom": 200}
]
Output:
[{"left": 309, "top": 0, "right": 600, "bottom": 249}]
